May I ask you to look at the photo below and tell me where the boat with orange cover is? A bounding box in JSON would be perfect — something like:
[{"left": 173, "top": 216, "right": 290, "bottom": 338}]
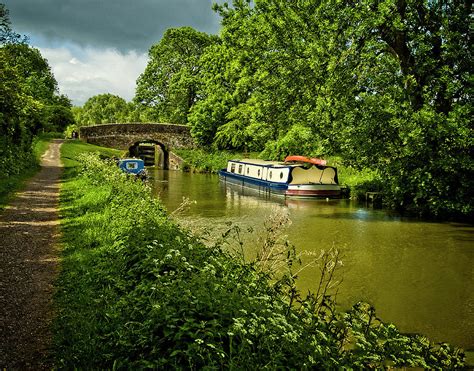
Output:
[{"left": 218, "top": 156, "right": 341, "bottom": 198}]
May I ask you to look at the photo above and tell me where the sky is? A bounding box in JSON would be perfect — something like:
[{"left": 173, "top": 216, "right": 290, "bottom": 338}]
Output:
[{"left": 3, "top": 0, "right": 223, "bottom": 106}]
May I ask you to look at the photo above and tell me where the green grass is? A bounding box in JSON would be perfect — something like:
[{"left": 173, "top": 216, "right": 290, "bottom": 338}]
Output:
[
  {"left": 53, "top": 144, "right": 465, "bottom": 369},
  {"left": 60, "top": 139, "right": 123, "bottom": 169}
]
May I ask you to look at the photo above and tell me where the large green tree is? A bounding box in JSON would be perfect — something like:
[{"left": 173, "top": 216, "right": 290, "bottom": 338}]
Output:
[
  {"left": 135, "top": 27, "right": 217, "bottom": 124},
  {"left": 77, "top": 93, "right": 131, "bottom": 125},
  {"left": 1, "top": 5, "right": 73, "bottom": 176},
  {"left": 301, "top": 0, "right": 472, "bottom": 216}
]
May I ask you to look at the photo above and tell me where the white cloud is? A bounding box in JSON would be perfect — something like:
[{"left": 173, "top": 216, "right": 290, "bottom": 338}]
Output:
[{"left": 40, "top": 45, "right": 148, "bottom": 106}]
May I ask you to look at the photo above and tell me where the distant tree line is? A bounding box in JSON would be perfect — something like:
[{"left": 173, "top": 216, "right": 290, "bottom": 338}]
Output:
[
  {"left": 1, "top": 4, "right": 74, "bottom": 176},
  {"left": 75, "top": 0, "right": 472, "bottom": 218}
]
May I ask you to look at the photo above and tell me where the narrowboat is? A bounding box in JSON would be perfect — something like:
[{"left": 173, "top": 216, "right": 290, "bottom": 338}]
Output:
[
  {"left": 218, "top": 156, "right": 341, "bottom": 198},
  {"left": 118, "top": 158, "right": 148, "bottom": 179}
]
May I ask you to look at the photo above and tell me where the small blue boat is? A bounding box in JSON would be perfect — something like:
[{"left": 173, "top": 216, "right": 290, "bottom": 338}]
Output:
[{"left": 118, "top": 158, "right": 147, "bottom": 178}]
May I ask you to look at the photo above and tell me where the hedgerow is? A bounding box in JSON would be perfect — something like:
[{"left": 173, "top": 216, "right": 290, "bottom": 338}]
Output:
[{"left": 54, "top": 151, "right": 465, "bottom": 369}]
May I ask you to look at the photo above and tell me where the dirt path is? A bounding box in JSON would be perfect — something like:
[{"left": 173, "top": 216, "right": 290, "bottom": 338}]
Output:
[{"left": 0, "top": 140, "right": 63, "bottom": 369}]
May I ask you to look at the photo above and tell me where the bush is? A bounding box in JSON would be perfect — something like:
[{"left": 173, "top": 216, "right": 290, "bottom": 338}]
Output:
[{"left": 174, "top": 148, "right": 246, "bottom": 173}]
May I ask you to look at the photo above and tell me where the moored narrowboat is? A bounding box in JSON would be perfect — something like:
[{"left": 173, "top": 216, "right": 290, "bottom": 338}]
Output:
[
  {"left": 218, "top": 156, "right": 342, "bottom": 198},
  {"left": 118, "top": 158, "right": 148, "bottom": 179}
]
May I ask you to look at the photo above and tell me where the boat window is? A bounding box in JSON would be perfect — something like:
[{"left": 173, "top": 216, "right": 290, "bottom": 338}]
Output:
[
  {"left": 258, "top": 169, "right": 261, "bottom": 177},
  {"left": 247, "top": 167, "right": 249, "bottom": 175},
  {"left": 126, "top": 162, "right": 138, "bottom": 169},
  {"left": 238, "top": 164, "right": 243, "bottom": 173},
  {"left": 230, "top": 163, "right": 236, "bottom": 173},
  {"left": 280, "top": 172, "right": 283, "bottom": 179},
  {"left": 269, "top": 171, "right": 272, "bottom": 179}
]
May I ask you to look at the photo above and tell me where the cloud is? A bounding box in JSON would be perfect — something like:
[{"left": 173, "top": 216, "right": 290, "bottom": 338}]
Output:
[
  {"left": 40, "top": 45, "right": 148, "bottom": 106},
  {"left": 4, "top": 0, "right": 222, "bottom": 53},
  {"left": 3, "top": 0, "right": 225, "bottom": 106}
]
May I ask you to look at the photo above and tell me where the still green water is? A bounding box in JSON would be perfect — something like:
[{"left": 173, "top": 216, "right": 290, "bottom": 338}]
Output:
[{"left": 151, "top": 169, "right": 473, "bottom": 350}]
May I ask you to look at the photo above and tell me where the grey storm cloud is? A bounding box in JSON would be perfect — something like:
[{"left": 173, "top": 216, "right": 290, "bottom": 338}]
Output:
[{"left": 3, "top": 0, "right": 222, "bottom": 53}]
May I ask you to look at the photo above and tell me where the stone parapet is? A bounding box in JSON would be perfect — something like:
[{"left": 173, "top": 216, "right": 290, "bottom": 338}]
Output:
[{"left": 79, "top": 123, "right": 195, "bottom": 150}]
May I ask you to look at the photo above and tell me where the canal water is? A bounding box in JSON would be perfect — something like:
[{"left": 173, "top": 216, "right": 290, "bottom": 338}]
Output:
[{"left": 150, "top": 169, "right": 473, "bottom": 351}]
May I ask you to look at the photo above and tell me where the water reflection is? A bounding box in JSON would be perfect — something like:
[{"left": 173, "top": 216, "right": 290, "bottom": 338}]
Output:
[{"left": 150, "top": 169, "right": 474, "bottom": 350}]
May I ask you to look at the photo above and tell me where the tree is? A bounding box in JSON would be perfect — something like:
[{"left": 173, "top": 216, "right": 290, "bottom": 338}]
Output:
[
  {"left": 79, "top": 94, "right": 130, "bottom": 125},
  {"left": 1, "top": 5, "right": 73, "bottom": 176},
  {"left": 135, "top": 27, "right": 217, "bottom": 124},
  {"left": 44, "top": 94, "right": 75, "bottom": 132},
  {"left": 311, "top": 0, "right": 473, "bottom": 216},
  {"left": 0, "top": 4, "right": 23, "bottom": 44}
]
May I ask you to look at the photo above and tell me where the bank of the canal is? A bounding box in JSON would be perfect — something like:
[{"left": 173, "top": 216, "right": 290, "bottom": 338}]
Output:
[
  {"left": 53, "top": 142, "right": 467, "bottom": 368},
  {"left": 150, "top": 169, "right": 474, "bottom": 352}
]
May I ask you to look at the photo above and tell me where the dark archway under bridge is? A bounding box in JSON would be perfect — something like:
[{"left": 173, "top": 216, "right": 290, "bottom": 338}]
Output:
[
  {"left": 79, "top": 123, "right": 194, "bottom": 169},
  {"left": 129, "top": 140, "right": 167, "bottom": 168}
]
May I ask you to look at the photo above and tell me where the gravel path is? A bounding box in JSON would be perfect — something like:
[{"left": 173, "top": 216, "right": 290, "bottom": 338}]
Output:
[{"left": 0, "top": 140, "right": 63, "bottom": 369}]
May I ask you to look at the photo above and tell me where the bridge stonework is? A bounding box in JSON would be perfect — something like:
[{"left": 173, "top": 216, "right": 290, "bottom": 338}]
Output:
[{"left": 79, "top": 123, "right": 195, "bottom": 151}]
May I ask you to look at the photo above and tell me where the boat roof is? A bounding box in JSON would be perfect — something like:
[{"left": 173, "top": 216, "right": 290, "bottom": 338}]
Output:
[
  {"left": 228, "top": 158, "right": 335, "bottom": 169},
  {"left": 119, "top": 158, "right": 144, "bottom": 162},
  {"left": 229, "top": 159, "right": 293, "bottom": 167}
]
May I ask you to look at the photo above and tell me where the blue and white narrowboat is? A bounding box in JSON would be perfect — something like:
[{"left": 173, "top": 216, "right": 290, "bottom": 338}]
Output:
[
  {"left": 219, "top": 156, "right": 341, "bottom": 198},
  {"left": 118, "top": 158, "right": 148, "bottom": 179}
]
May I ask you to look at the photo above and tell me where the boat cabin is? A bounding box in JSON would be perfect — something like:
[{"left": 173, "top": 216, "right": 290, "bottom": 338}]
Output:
[{"left": 225, "top": 159, "right": 338, "bottom": 186}]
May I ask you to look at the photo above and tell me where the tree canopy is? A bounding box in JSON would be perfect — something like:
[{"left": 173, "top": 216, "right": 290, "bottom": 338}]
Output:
[
  {"left": 183, "top": 0, "right": 472, "bottom": 217},
  {"left": 75, "top": 93, "right": 132, "bottom": 126},
  {"left": 135, "top": 27, "right": 218, "bottom": 124},
  {"left": 0, "top": 5, "right": 74, "bottom": 176}
]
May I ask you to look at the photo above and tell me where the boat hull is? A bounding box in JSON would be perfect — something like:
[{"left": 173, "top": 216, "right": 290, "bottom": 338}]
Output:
[
  {"left": 286, "top": 184, "right": 341, "bottom": 197},
  {"left": 219, "top": 170, "right": 341, "bottom": 198}
]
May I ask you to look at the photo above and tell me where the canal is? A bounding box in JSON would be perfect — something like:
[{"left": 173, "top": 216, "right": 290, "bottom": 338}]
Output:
[{"left": 150, "top": 169, "right": 473, "bottom": 351}]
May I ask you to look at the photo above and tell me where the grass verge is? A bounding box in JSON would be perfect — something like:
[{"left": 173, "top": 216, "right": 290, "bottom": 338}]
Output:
[{"left": 54, "top": 141, "right": 465, "bottom": 369}]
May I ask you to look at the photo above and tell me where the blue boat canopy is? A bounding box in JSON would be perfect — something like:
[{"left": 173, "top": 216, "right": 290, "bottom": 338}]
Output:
[{"left": 118, "top": 158, "right": 145, "bottom": 175}]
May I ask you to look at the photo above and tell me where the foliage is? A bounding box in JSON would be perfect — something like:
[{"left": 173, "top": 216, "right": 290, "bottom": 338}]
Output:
[
  {"left": 135, "top": 27, "right": 217, "bottom": 124},
  {"left": 54, "top": 148, "right": 465, "bottom": 369},
  {"left": 0, "top": 5, "right": 74, "bottom": 180},
  {"left": 173, "top": 148, "right": 250, "bottom": 173},
  {"left": 185, "top": 0, "right": 473, "bottom": 217},
  {"left": 0, "top": 4, "right": 24, "bottom": 44},
  {"left": 60, "top": 139, "right": 122, "bottom": 170},
  {"left": 75, "top": 93, "right": 131, "bottom": 126}
]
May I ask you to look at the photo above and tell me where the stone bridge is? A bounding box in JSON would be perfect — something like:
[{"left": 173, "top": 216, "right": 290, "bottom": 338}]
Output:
[{"left": 79, "top": 123, "right": 195, "bottom": 169}]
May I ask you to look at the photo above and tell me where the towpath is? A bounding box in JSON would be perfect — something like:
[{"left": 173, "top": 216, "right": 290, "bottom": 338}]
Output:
[{"left": 0, "top": 140, "right": 63, "bottom": 369}]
